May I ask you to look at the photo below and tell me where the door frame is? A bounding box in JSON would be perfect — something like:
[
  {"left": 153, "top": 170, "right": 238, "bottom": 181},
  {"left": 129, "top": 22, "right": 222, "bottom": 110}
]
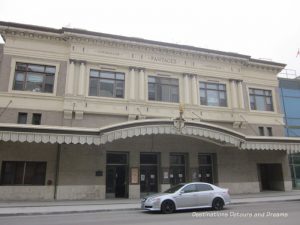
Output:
[{"left": 106, "top": 152, "right": 129, "bottom": 198}]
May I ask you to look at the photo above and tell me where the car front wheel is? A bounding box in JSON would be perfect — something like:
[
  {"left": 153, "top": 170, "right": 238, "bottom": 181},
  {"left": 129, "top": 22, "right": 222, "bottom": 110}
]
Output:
[
  {"left": 212, "top": 198, "right": 224, "bottom": 210},
  {"left": 161, "top": 200, "right": 175, "bottom": 214}
]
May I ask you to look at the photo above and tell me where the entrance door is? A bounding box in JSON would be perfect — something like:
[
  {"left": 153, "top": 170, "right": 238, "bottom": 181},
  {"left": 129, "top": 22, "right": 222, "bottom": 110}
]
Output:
[
  {"left": 170, "top": 154, "right": 187, "bottom": 186},
  {"left": 106, "top": 153, "right": 128, "bottom": 198},
  {"left": 198, "top": 154, "right": 214, "bottom": 183},
  {"left": 258, "top": 163, "right": 284, "bottom": 191},
  {"left": 140, "top": 153, "right": 159, "bottom": 194}
]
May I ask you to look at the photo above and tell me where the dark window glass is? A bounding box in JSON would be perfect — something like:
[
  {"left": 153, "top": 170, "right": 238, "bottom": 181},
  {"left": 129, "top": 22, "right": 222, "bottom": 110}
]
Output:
[
  {"left": 170, "top": 154, "right": 186, "bottom": 185},
  {"left": 24, "top": 162, "right": 46, "bottom": 185},
  {"left": 293, "top": 156, "right": 300, "bottom": 164},
  {"left": 200, "top": 82, "right": 227, "bottom": 107},
  {"left": 267, "top": 127, "right": 273, "bottom": 136},
  {"left": 198, "top": 155, "right": 212, "bottom": 165},
  {"left": 17, "top": 112, "right": 27, "bottom": 124},
  {"left": 140, "top": 154, "right": 158, "bottom": 165},
  {"left": 13, "top": 62, "right": 55, "bottom": 93},
  {"left": 182, "top": 184, "right": 197, "bottom": 193},
  {"left": 249, "top": 88, "right": 273, "bottom": 111},
  {"left": 170, "top": 155, "right": 185, "bottom": 165},
  {"left": 196, "top": 183, "right": 213, "bottom": 191},
  {"left": 259, "top": 127, "right": 265, "bottom": 136},
  {"left": 32, "top": 113, "right": 42, "bottom": 125},
  {"left": 295, "top": 166, "right": 300, "bottom": 179},
  {"left": 164, "top": 184, "right": 185, "bottom": 193},
  {"left": 1, "top": 161, "right": 46, "bottom": 185},
  {"left": 89, "top": 70, "right": 125, "bottom": 98},
  {"left": 148, "top": 76, "right": 179, "bottom": 103},
  {"left": 106, "top": 153, "right": 128, "bottom": 164}
]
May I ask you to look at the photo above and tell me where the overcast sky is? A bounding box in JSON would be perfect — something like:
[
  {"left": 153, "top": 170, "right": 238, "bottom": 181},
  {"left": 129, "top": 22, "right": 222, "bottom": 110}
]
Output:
[{"left": 1, "top": 0, "right": 300, "bottom": 76}]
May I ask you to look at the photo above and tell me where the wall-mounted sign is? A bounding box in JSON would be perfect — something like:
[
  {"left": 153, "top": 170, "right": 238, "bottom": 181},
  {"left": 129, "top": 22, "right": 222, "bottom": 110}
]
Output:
[
  {"left": 131, "top": 167, "right": 139, "bottom": 184},
  {"left": 95, "top": 170, "right": 103, "bottom": 176},
  {"left": 164, "top": 171, "right": 169, "bottom": 179}
]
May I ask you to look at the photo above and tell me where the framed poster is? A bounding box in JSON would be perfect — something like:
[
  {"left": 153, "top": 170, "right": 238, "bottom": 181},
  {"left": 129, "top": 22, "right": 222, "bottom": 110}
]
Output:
[{"left": 130, "top": 167, "right": 139, "bottom": 184}]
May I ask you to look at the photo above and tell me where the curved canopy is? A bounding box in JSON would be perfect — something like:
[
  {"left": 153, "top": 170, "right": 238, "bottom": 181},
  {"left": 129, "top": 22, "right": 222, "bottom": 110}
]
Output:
[{"left": 0, "top": 119, "right": 300, "bottom": 153}]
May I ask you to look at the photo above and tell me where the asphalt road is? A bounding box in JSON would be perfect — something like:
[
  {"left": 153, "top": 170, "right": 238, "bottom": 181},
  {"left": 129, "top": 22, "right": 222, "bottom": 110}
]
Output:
[{"left": 0, "top": 201, "right": 299, "bottom": 225}]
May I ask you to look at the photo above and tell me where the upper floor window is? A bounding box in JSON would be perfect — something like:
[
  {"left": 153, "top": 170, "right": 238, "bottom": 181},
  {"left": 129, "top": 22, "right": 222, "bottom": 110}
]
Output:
[
  {"left": 13, "top": 62, "right": 55, "bottom": 93},
  {"left": 17, "top": 112, "right": 27, "bottom": 124},
  {"left": 249, "top": 88, "right": 273, "bottom": 111},
  {"left": 89, "top": 70, "right": 125, "bottom": 98},
  {"left": 148, "top": 76, "right": 179, "bottom": 103},
  {"left": 32, "top": 113, "right": 42, "bottom": 125},
  {"left": 199, "top": 82, "right": 227, "bottom": 107},
  {"left": 259, "top": 126, "right": 265, "bottom": 136}
]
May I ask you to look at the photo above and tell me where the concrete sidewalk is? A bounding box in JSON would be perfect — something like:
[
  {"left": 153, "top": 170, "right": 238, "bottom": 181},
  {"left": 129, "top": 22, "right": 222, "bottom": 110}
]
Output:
[{"left": 0, "top": 190, "right": 300, "bottom": 216}]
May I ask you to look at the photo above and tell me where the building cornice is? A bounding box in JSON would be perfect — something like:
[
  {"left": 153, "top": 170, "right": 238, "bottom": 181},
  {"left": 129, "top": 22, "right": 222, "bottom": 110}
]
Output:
[{"left": 0, "top": 21, "right": 286, "bottom": 73}]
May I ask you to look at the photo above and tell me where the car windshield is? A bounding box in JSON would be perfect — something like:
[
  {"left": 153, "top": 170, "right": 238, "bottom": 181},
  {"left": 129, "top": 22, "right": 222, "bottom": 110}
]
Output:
[{"left": 164, "top": 184, "right": 185, "bottom": 193}]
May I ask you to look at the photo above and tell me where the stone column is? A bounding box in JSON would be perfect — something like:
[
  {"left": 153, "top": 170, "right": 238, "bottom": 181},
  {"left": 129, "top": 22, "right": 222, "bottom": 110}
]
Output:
[
  {"left": 183, "top": 74, "right": 190, "bottom": 104},
  {"left": 129, "top": 67, "right": 136, "bottom": 100},
  {"left": 191, "top": 75, "right": 198, "bottom": 105},
  {"left": 160, "top": 151, "right": 170, "bottom": 192},
  {"left": 128, "top": 151, "right": 140, "bottom": 199},
  {"left": 237, "top": 80, "right": 245, "bottom": 109},
  {"left": 230, "top": 79, "right": 238, "bottom": 109},
  {"left": 139, "top": 68, "right": 145, "bottom": 101},
  {"left": 77, "top": 61, "right": 86, "bottom": 96},
  {"left": 189, "top": 151, "right": 199, "bottom": 182},
  {"left": 66, "top": 60, "right": 75, "bottom": 96}
]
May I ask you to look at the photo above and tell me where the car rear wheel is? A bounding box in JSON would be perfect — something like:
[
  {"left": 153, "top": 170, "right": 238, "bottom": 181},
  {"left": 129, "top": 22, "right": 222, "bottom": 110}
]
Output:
[
  {"left": 212, "top": 198, "right": 224, "bottom": 210},
  {"left": 161, "top": 200, "right": 175, "bottom": 214}
]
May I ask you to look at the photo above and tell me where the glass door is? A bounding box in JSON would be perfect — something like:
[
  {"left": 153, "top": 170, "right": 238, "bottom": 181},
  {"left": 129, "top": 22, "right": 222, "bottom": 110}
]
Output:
[
  {"left": 170, "top": 154, "right": 187, "bottom": 186},
  {"left": 140, "top": 153, "right": 159, "bottom": 194},
  {"left": 198, "top": 154, "right": 213, "bottom": 183},
  {"left": 106, "top": 152, "right": 128, "bottom": 198}
]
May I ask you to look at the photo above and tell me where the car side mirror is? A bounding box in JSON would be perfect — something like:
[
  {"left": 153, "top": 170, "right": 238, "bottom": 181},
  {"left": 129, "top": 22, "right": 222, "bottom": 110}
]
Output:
[{"left": 179, "top": 190, "right": 185, "bottom": 195}]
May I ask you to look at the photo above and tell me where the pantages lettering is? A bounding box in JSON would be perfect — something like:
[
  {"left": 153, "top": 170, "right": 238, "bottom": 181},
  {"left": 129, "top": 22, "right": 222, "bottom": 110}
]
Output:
[{"left": 150, "top": 55, "right": 177, "bottom": 64}]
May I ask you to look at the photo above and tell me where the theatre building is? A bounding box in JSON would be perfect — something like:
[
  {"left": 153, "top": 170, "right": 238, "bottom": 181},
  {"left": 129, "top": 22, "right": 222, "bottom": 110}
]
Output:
[{"left": 0, "top": 21, "right": 300, "bottom": 200}]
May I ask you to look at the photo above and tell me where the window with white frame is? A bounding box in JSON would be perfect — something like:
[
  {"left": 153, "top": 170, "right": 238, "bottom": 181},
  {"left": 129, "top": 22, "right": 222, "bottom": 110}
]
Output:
[
  {"left": 249, "top": 88, "right": 273, "bottom": 111},
  {"left": 148, "top": 76, "right": 179, "bottom": 103},
  {"left": 89, "top": 70, "right": 125, "bottom": 98},
  {"left": 199, "top": 82, "right": 227, "bottom": 107},
  {"left": 13, "top": 62, "right": 56, "bottom": 93}
]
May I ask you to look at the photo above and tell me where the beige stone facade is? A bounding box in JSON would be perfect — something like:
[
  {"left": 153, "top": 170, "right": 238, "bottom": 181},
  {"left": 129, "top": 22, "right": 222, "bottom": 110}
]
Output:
[{"left": 0, "top": 21, "right": 299, "bottom": 200}]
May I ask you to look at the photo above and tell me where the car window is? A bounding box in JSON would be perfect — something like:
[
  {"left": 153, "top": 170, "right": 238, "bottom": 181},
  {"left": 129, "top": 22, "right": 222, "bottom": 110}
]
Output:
[
  {"left": 182, "top": 184, "right": 197, "bottom": 193},
  {"left": 164, "top": 184, "right": 185, "bottom": 193},
  {"left": 196, "top": 184, "right": 213, "bottom": 191}
]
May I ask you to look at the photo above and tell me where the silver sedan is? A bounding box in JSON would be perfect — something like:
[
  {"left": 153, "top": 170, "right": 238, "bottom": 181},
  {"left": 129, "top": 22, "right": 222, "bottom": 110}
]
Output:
[{"left": 141, "top": 182, "right": 230, "bottom": 214}]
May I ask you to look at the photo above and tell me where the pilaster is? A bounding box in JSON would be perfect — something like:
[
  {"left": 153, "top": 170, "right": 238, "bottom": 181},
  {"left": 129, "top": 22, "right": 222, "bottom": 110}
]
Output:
[
  {"left": 65, "top": 60, "right": 75, "bottom": 96},
  {"left": 77, "top": 61, "right": 86, "bottom": 97},
  {"left": 129, "top": 67, "right": 136, "bottom": 100},
  {"left": 138, "top": 68, "right": 145, "bottom": 101},
  {"left": 230, "top": 79, "right": 238, "bottom": 109},
  {"left": 191, "top": 75, "right": 198, "bottom": 105},
  {"left": 237, "top": 80, "right": 245, "bottom": 109},
  {"left": 183, "top": 74, "right": 191, "bottom": 104}
]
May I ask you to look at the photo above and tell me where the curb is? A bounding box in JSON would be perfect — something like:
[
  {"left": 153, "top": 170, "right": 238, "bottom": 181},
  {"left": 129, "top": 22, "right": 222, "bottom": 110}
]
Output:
[
  {"left": 0, "top": 208, "right": 141, "bottom": 217},
  {"left": 229, "top": 198, "right": 300, "bottom": 205},
  {"left": 0, "top": 198, "right": 299, "bottom": 217}
]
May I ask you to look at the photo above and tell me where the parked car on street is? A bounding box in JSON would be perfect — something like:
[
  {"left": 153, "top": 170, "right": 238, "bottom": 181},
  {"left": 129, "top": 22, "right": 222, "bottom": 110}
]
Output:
[{"left": 141, "top": 182, "right": 230, "bottom": 214}]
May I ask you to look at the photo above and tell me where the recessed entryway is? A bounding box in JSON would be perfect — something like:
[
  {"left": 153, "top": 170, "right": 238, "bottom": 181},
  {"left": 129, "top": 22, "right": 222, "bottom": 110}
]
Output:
[
  {"left": 257, "top": 163, "right": 284, "bottom": 191},
  {"left": 106, "top": 152, "right": 129, "bottom": 198}
]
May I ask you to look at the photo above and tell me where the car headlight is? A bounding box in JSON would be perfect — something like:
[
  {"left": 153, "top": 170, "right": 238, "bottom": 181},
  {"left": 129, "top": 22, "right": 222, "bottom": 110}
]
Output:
[{"left": 148, "top": 197, "right": 161, "bottom": 204}]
